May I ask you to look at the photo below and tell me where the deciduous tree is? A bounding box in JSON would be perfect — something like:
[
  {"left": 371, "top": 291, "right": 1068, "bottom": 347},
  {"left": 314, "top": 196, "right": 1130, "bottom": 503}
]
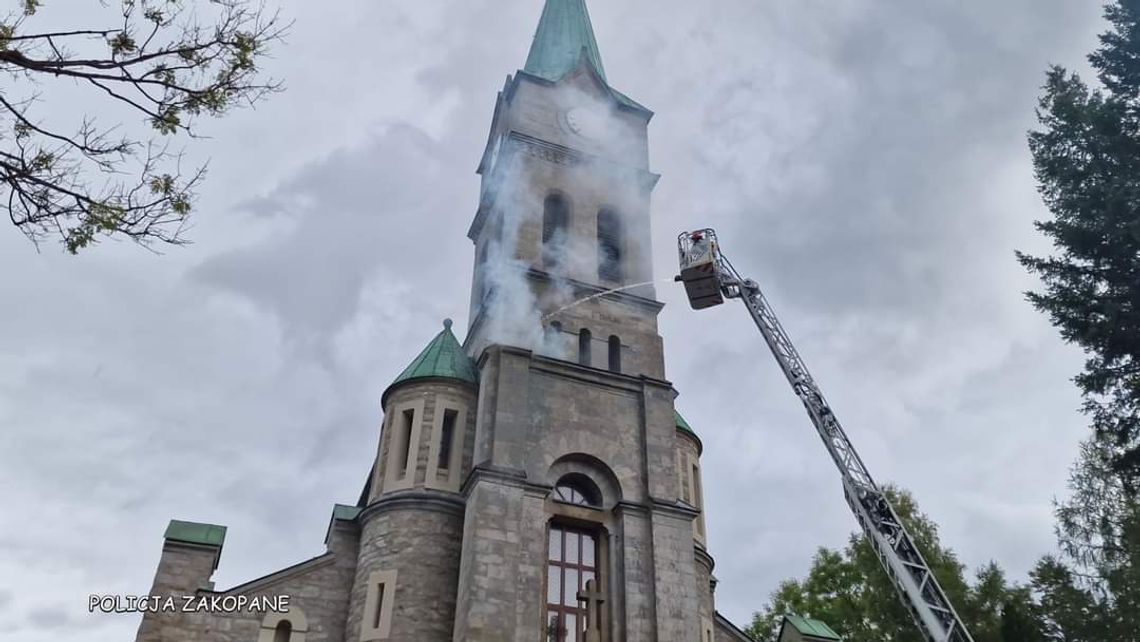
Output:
[
  {"left": 0, "top": 0, "right": 285, "bottom": 252},
  {"left": 747, "top": 487, "right": 1024, "bottom": 642}
]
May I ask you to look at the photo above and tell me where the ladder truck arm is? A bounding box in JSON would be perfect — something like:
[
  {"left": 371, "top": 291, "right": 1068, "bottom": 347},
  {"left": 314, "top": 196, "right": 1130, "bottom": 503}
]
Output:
[{"left": 675, "top": 229, "right": 974, "bottom": 642}]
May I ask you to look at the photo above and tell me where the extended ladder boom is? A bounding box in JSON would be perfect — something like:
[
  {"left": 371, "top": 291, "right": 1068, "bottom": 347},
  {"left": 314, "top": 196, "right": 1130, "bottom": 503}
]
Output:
[{"left": 676, "top": 230, "right": 974, "bottom": 642}]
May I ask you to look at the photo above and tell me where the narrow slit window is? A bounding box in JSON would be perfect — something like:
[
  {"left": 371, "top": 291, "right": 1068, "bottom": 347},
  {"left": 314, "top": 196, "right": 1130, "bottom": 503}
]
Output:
[
  {"left": 373, "top": 583, "right": 386, "bottom": 629},
  {"left": 399, "top": 409, "right": 415, "bottom": 475},
  {"left": 607, "top": 335, "right": 621, "bottom": 373},
  {"left": 597, "top": 208, "right": 623, "bottom": 282},
  {"left": 362, "top": 569, "right": 396, "bottom": 640},
  {"left": 691, "top": 463, "right": 702, "bottom": 509},
  {"left": 678, "top": 451, "right": 691, "bottom": 504},
  {"left": 693, "top": 462, "right": 706, "bottom": 539},
  {"left": 578, "top": 329, "right": 592, "bottom": 366},
  {"left": 476, "top": 242, "right": 490, "bottom": 302},
  {"left": 438, "top": 409, "right": 458, "bottom": 472}
]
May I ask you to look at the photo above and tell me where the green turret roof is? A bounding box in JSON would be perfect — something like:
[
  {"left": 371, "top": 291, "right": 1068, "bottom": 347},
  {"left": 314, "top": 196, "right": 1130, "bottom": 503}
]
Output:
[
  {"left": 384, "top": 320, "right": 478, "bottom": 402},
  {"left": 675, "top": 410, "right": 696, "bottom": 435},
  {"left": 674, "top": 410, "right": 703, "bottom": 454},
  {"left": 524, "top": 0, "right": 607, "bottom": 83}
]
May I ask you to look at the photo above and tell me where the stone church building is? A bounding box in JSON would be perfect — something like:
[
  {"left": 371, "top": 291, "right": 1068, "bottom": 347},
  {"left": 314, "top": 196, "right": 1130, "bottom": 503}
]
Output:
[{"left": 136, "top": 1, "right": 754, "bottom": 640}]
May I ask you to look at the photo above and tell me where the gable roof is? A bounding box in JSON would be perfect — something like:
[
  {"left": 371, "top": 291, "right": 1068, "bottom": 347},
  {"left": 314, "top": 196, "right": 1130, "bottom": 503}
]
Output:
[
  {"left": 782, "top": 615, "right": 842, "bottom": 641},
  {"left": 716, "top": 612, "right": 757, "bottom": 641}
]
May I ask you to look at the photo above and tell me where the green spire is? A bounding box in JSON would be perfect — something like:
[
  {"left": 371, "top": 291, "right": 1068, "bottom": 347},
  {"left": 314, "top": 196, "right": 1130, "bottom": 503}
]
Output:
[
  {"left": 384, "top": 320, "right": 478, "bottom": 402},
  {"left": 523, "top": 0, "right": 607, "bottom": 82}
]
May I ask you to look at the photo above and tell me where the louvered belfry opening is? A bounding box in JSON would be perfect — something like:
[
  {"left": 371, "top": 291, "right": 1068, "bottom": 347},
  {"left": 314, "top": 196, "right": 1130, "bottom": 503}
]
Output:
[
  {"left": 597, "top": 208, "right": 622, "bottom": 282},
  {"left": 543, "top": 193, "right": 570, "bottom": 268}
]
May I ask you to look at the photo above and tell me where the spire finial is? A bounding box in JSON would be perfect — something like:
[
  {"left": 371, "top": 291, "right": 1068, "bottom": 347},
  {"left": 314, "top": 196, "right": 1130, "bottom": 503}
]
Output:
[{"left": 443, "top": 318, "right": 453, "bottom": 330}]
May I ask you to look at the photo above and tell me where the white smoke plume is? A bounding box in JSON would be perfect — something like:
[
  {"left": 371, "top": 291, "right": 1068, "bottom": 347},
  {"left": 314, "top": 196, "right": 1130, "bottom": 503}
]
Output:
[{"left": 472, "top": 78, "right": 657, "bottom": 361}]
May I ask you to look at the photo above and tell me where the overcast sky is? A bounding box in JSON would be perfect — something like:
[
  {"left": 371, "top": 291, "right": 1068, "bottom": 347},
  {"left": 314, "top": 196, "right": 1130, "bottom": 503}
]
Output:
[{"left": 0, "top": 1, "right": 1111, "bottom": 640}]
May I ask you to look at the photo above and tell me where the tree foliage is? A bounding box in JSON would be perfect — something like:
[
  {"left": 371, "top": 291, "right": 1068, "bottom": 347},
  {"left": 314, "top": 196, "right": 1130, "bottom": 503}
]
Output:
[
  {"left": 1054, "top": 437, "right": 1133, "bottom": 586},
  {"left": 1032, "top": 436, "right": 1140, "bottom": 641},
  {"left": 1013, "top": 2, "right": 1140, "bottom": 636},
  {"left": 998, "top": 588, "right": 1046, "bottom": 642},
  {"left": 742, "top": 481, "right": 1139, "bottom": 642},
  {"left": 1018, "top": 0, "right": 1140, "bottom": 488},
  {"left": 746, "top": 487, "right": 1030, "bottom": 642},
  {"left": 750, "top": 5, "right": 1140, "bottom": 640},
  {"left": 0, "top": 0, "right": 285, "bottom": 252}
]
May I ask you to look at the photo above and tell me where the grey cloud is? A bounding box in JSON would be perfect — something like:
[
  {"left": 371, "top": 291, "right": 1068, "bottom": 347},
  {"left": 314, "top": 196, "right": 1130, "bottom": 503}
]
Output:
[
  {"left": 192, "top": 123, "right": 472, "bottom": 354},
  {"left": 0, "top": 0, "right": 1111, "bottom": 639},
  {"left": 26, "top": 605, "right": 71, "bottom": 629}
]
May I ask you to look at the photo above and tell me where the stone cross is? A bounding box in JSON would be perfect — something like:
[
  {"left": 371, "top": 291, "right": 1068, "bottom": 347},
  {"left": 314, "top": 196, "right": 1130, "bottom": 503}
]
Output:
[{"left": 577, "top": 579, "right": 606, "bottom": 642}]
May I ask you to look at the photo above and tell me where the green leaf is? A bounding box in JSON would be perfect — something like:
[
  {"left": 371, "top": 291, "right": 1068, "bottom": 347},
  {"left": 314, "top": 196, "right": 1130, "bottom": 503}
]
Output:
[{"left": 109, "top": 32, "right": 137, "bottom": 56}]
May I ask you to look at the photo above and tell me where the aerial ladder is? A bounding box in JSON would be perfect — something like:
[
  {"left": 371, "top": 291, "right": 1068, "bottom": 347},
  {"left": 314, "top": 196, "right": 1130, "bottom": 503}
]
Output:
[{"left": 675, "top": 229, "right": 974, "bottom": 642}]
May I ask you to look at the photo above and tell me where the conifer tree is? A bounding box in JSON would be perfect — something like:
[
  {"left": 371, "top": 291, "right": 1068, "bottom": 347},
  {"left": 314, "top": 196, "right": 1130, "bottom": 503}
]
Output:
[{"left": 1019, "top": 0, "right": 1140, "bottom": 489}]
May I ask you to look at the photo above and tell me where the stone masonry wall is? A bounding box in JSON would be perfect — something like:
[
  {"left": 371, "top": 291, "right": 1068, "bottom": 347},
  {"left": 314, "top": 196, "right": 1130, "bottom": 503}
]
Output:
[
  {"left": 373, "top": 381, "right": 477, "bottom": 501},
  {"left": 135, "top": 523, "right": 359, "bottom": 642},
  {"left": 345, "top": 502, "right": 463, "bottom": 642},
  {"left": 651, "top": 508, "right": 703, "bottom": 641},
  {"left": 451, "top": 475, "right": 538, "bottom": 642}
]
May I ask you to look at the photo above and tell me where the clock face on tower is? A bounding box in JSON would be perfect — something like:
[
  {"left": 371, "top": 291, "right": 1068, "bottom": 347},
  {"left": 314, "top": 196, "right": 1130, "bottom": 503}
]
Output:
[{"left": 565, "top": 106, "right": 608, "bottom": 140}]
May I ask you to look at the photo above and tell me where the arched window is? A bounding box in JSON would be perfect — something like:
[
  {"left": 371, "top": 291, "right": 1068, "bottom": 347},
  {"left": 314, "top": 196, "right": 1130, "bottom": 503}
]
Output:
[
  {"left": 545, "top": 321, "right": 563, "bottom": 353},
  {"left": 257, "top": 610, "right": 307, "bottom": 642},
  {"left": 578, "top": 329, "right": 592, "bottom": 366},
  {"left": 546, "top": 523, "right": 600, "bottom": 642},
  {"left": 543, "top": 194, "right": 570, "bottom": 267},
  {"left": 607, "top": 336, "right": 621, "bottom": 373},
  {"left": 597, "top": 208, "right": 623, "bottom": 281},
  {"left": 553, "top": 474, "right": 601, "bottom": 508},
  {"left": 544, "top": 467, "right": 612, "bottom": 641}
]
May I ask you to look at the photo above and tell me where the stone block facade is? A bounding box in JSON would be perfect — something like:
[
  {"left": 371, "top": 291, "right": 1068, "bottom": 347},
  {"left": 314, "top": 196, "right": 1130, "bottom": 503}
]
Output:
[
  {"left": 136, "top": 516, "right": 358, "bottom": 642},
  {"left": 135, "top": 1, "right": 757, "bottom": 640}
]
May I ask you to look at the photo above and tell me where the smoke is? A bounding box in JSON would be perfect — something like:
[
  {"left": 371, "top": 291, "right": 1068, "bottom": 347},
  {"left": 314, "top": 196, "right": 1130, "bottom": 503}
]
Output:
[{"left": 472, "top": 76, "right": 657, "bottom": 361}]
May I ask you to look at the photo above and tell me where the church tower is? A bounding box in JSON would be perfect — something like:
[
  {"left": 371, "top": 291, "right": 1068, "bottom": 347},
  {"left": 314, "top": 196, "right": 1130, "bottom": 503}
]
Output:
[
  {"left": 135, "top": 2, "right": 754, "bottom": 641},
  {"left": 454, "top": 1, "right": 722, "bottom": 640}
]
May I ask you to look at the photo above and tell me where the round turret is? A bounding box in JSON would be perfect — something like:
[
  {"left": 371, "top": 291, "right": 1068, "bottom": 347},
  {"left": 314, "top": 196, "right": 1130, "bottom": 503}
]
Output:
[
  {"left": 371, "top": 319, "right": 479, "bottom": 501},
  {"left": 347, "top": 320, "right": 480, "bottom": 642}
]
